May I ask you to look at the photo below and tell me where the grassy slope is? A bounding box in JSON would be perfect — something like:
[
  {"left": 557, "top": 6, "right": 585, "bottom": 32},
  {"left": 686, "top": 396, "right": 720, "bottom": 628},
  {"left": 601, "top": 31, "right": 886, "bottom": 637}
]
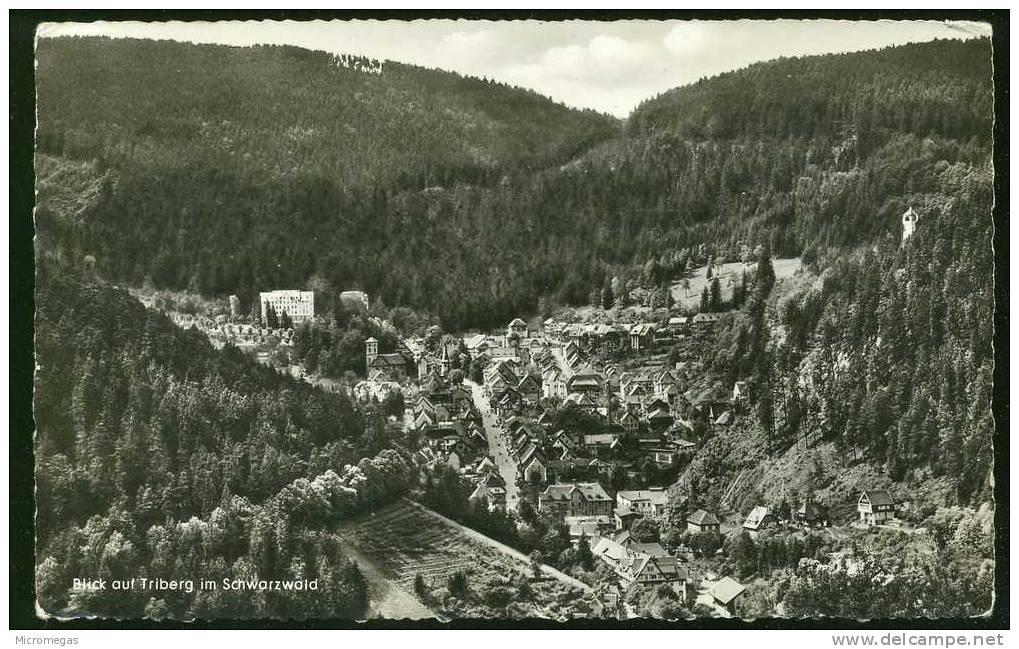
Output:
[{"left": 670, "top": 258, "right": 803, "bottom": 310}]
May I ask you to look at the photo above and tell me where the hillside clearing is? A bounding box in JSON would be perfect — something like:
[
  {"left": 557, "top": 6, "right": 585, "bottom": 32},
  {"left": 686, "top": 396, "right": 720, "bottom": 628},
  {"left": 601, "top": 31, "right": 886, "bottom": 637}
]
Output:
[{"left": 671, "top": 258, "right": 803, "bottom": 309}]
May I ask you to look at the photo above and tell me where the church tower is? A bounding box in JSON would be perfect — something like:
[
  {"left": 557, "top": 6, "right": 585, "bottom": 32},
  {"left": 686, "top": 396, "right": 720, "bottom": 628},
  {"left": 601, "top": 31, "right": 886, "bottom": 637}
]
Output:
[
  {"left": 365, "top": 337, "right": 379, "bottom": 370},
  {"left": 440, "top": 344, "right": 450, "bottom": 377},
  {"left": 901, "top": 206, "right": 919, "bottom": 246}
]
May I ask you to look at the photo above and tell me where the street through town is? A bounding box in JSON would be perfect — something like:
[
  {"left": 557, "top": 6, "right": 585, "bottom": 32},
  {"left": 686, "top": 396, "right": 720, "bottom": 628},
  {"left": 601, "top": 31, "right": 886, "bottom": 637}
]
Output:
[{"left": 466, "top": 379, "right": 520, "bottom": 508}]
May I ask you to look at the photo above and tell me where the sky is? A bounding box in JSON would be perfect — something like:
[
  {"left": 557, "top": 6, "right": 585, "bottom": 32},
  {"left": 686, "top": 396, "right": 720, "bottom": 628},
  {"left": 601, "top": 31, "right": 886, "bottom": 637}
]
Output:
[{"left": 38, "top": 19, "right": 991, "bottom": 118}]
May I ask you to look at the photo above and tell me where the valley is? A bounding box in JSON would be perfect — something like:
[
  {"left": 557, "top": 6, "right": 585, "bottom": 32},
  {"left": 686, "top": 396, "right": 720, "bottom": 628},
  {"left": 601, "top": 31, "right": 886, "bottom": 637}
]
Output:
[{"left": 30, "top": 32, "right": 996, "bottom": 621}]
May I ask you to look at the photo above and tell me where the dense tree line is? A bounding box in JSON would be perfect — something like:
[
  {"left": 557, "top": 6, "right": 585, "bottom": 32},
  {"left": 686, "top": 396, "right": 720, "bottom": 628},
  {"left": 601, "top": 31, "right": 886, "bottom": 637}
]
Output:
[
  {"left": 34, "top": 37, "right": 991, "bottom": 330},
  {"left": 36, "top": 37, "right": 618, "bottom": 191},
  {"left": 781, "top": 506, "right": 993, "bottom": 618},
  {"left": 34, "top": 270, "right": 416, "bottom": 618}
]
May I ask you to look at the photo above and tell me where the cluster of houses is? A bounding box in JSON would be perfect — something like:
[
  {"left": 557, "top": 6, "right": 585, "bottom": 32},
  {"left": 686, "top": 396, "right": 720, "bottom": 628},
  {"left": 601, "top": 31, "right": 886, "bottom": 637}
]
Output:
[
  {"left": 394, "top": 314, "right": 906, "bottom": 617},
  {"left": 410, "top": 373, "right": 487, "bottom": 471},
  {"left": 459, "top": 316, "right": 752, "bottom": 504},
  {"left": 531, "top": 482, "right": 689, "bottom": 591},
  {"left": 408, "top": 371, "right": 518, "bottom": 513},
  {"left": 541, "top": 313, "right": 726, "bottom": 352}
]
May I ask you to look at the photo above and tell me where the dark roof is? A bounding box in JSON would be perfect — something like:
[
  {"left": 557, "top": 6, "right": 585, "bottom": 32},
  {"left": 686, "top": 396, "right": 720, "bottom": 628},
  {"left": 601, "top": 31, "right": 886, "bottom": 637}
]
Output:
[
  {"left": 687, "top": 509, "right": 720, "bottom": 526},
  {"left": 798, "top": 501, "right": 828, "bottom": 520},
  {"left": 370, "top": 352, "right": 410, "bottom": 367},
  {"left": 541, "top": 482, "right": 611, "bottom": 502},
  {"left": 862, "top": 490, "right": 895, "bottom": 507}
]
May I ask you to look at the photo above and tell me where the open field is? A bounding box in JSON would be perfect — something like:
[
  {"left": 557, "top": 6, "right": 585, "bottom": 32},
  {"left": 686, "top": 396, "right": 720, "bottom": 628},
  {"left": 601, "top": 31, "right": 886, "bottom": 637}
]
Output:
[
  {"left": 671, "top": 258, "right": 803, "bottom": 309},
  {"left": 335, "top": 500, "right": 594, "bottom": 619}
]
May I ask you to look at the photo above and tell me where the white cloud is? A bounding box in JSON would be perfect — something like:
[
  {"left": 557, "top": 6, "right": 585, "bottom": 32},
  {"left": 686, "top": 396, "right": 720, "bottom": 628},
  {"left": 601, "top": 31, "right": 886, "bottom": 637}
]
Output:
[
  {"left": 439, "top": 30, "right": 500, "bottom": 62},
  {"left": 525, "top": 33, "right": 659, "bottom": 86},
  {"left": 662, "top": 22, "right": 714, "bottom": 58}
]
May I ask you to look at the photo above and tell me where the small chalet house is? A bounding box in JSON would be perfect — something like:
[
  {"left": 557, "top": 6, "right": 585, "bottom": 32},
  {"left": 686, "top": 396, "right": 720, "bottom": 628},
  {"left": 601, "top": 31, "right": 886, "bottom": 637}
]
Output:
[
  {"left": 858, "top": 490, "right": 896, "bottom": 525},
  {"left": 731, "top": 380, "right": 750, "bottom": 405},
  {"left": 538, "top": 482, "right": 613, "bottom": 520},
  {"left": 708, "top": 576, "right": 747, "bottom": 615},
  {"left": 797, "top": 500, "right": 829, "bottom": 527},
  {"left": 686, "top": 509, "right": 721, "bottom": 534}
]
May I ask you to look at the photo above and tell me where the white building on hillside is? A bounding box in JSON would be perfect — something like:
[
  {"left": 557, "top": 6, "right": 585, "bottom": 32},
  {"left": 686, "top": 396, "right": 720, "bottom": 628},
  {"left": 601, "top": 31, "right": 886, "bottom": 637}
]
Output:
[{"left": 260, "top": 290, "right": 315, "bottom": 324}]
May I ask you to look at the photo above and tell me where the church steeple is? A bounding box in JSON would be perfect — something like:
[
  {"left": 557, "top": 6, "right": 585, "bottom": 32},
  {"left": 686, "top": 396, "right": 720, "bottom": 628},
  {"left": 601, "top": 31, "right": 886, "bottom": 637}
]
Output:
[
  {"left": 365, "top": 337, "right": 378, "bottom": 369},
  {"left": 440, "top": 344, "right": 450, "bottom": 377}
]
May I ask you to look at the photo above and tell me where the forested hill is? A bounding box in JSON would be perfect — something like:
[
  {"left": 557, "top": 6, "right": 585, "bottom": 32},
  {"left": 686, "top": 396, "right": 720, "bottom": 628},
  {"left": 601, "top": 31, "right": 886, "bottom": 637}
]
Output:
[
  {"left": 34, "top": 36, "right": 992, "bottom": 330},
  {"left": 34, "top": 271, "right": 415, "bottom": 618},
  {"left": 629, "top": 38, "right": 991, "bottom": 142},
  {"left": 36, "top": 36, "right": 620, "bottom": 188},
  {"left": 568, "top": 37, "right": 993, "bottom": 261}
]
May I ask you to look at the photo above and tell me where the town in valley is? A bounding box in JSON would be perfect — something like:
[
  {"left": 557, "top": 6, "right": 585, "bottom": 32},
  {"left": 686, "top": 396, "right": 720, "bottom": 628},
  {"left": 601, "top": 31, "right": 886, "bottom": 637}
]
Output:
[{"left": 31, "top": 25, "right": 996, "bottom": 622}]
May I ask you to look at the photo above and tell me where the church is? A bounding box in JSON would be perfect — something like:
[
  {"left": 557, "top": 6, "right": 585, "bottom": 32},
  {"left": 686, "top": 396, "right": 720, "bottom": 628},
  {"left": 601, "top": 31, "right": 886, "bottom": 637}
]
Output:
[{"left": 365, "top": 337, "right": 415, "bottom": 381}]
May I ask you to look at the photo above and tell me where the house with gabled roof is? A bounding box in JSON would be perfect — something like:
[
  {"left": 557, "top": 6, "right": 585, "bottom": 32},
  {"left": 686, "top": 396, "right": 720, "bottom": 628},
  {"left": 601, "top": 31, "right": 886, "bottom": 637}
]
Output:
[
  {"left": 591, "top": 537, "right": 688, "bottom": 592},
  {"left": 708, "top": 577, "right": 746, "bottom": 614},
  {"left": 475, "top": 455, "right": 498, "bottom": 474},
  {"left": 646, "top": 448, "right": 679, "bottom": 468},
  {"left": 618, "top": 410, "right": 640, "bottom": 434},
  {"left": 565, "top": 392, "right": 599, "bottom": 413},
  {"left": 538, "top": 482, "right": 613, "bottom": 519},
  {"left": 469, "top": 472, "right": 508, "bottom": 512},
  {"left": 583, "top": 432, "right": 623, "bottom": 458},
  {"left": 414, "top": 409, "right": 436, "bottom": 430},
  {"left": 563, "top": 340, "right": 581, "bottom": 357},
  {"left": 542, "top": 367, "right": 566, "bottom": 399},
  {"left": 858, "top": 490, "right": 896, "bottom": 526},
  {"left": 645, "top": 408, "right": 675, "bottom": 433},
  {"left": 797, "top": 500, "right": 829, "bottom": 527},
  {"left": 507, "top": 317, "right": 529, "bottom": 338},
  {"left": 414, "top": 394, "right": 436, "bottom": 414},
  {"left": 686, "top": 509, "right": 721, "bottom": 534},
  {"left": 516, "top": 374, "right": 542, "bottom": 403},
  {"left": 732, "top": 380, "right": 750, "bottom": 404},
  {"left": 510, "top": 435, "right": 533, "bottom": 459},
  {"left": 536, "top": 409, "right": 554, "bottom": 428},
  {"left": 713, "top": 410, "right": 733, "bottom": 427},
  {"left": 496, "top": 388, "right": 522, "bottom": 417},
  {"left": 568, "top": 366, "right": 603, "bottom": 395},
  {"left": 629, "top": 323, "right": 656, "bottom": 351},
  {"left": 667, "top": 315, "right": 689, "bottom": 331},
  {"left": 519, "top": 444, "right": 548, "bottom": 485}
]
